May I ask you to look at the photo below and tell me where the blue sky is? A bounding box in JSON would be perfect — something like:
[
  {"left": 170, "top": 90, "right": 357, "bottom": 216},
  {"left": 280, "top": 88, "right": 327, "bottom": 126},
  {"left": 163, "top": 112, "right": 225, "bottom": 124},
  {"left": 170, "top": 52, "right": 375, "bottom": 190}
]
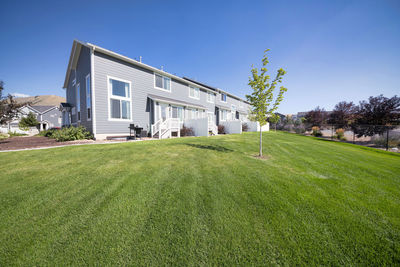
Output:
[{"left": 0, "top": 0, "right": 399, "bottom": 114}]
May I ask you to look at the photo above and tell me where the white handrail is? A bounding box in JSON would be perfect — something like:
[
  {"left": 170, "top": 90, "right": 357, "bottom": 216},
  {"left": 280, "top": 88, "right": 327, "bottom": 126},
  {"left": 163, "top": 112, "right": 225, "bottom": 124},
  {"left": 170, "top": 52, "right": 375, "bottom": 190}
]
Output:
[{"left": 152, "top": 118, "right": 181, "bottom": 139}]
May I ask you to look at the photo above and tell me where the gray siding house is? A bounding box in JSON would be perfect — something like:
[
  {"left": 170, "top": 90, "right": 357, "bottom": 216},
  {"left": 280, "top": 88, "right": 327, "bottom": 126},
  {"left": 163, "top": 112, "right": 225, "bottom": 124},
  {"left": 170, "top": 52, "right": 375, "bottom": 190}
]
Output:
[{"left": 62, "top": 40, "right": 252, "bottom": 140}]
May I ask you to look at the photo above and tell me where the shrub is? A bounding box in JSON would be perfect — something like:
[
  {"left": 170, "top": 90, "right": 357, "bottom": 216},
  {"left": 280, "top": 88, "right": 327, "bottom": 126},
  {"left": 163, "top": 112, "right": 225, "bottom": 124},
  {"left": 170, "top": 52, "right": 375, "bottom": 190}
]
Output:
[
  {"left": 335, "top": 128, "right": 346, "bottom": 140},
  {"left": 180, "top": 126, "right": 194, "bottom": 137},
  {"left": 41, "top": 126, "right": 93, "bottom": 142},
  {"left": 19, "top": 112, "right": 39, "bottom": 131},
  {"left": 218, "top": 125, "right": 225, "bottom": 134},
  {"left": 242, "top": 123, "right": 249, "bottom": 132},
  {"left": 311, "top": 126, "right": 322, "bottom": 137},
  {"left": 38, "top": 128, "right": 58, "bottom": 137},
  {"left": 8, "top": 131, "right": 27, "bottom": 137},
  {"left": 294, "top": 126, "right": 306, "bottom": 134},
  {"left": 0, "top": 133, "right": 9, "bottom": 140}
]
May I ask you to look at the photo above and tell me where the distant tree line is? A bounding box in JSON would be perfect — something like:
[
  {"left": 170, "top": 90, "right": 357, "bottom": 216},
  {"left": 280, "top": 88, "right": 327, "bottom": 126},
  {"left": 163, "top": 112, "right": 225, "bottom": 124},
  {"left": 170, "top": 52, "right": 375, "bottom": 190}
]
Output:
[
  {"left": 271, "top": 95, "right": 400, "bottom": 137},
  {"left": 304, "top": 95, "right": 400, "bottom": 137}
]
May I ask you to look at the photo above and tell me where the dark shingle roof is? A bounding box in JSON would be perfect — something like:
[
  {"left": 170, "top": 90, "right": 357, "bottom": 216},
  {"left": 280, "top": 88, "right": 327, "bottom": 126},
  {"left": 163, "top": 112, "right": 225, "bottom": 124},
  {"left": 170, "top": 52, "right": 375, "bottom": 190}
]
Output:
[{"left": 29, "top": 105, "right": 57, "bottom": 114}]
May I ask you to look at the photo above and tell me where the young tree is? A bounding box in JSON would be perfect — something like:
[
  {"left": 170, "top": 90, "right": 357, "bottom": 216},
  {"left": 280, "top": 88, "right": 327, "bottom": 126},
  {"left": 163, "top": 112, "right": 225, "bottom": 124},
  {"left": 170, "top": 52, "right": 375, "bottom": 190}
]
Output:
[
  {"left": 268, "top": 113, "right": 280, "bottom": 131},
  {"left": 246, "top": 49, "right": 287, "bottom": 157},
  {"left": 328, "top": 101, "right": 357, "bottom": 128},
  {"left": 0, "top": 80, "right": 25, "bottom": 125},
  {"left": 19, "top": 112, "right": 39, "bottom": 130},
  {"left": 353, "top": 95, "right": 400, "bottom": 137}
]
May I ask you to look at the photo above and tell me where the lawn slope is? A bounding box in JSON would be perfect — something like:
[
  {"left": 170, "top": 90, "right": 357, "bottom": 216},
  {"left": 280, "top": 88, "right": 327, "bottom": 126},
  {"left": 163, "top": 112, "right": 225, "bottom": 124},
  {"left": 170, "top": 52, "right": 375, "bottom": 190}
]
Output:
[{"left": 0, "top": 132, "right": 399, "bottom": 265}]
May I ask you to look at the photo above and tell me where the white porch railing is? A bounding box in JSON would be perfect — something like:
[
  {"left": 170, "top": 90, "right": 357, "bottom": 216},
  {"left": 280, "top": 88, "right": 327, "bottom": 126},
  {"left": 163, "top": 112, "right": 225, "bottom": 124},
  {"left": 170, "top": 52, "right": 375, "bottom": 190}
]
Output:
[
  {"left": 151, "top": 118, "right": 181, "bottom": 139},
  {"left": 208, "top": 119, "right": 218, "bottom": 135}
]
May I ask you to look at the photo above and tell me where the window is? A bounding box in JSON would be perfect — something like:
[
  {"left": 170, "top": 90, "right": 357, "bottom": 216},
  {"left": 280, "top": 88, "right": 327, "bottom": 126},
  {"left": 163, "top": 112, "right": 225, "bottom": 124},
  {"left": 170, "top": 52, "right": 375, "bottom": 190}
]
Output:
[
  {"left": 108, "top": 77, "right": 131, "bottom": 120},
  {"left": 154, "top": 74, "right": 171, "bottom": 91},
  {"left": 207, "top": 112, "right": 214, "bottom": 124},
  {"left": 76, "top": 83, "right": 81, "bottom": 121},
  {"left": 187, "top": 108, "right": 198, "bottom": 119},
  {"left": 189, "top": 86, "right": 200, "bottom": 99},
  {"left": 86, "top": 74, "right": 91, "bottom": 120},
  {"left": 171, "top": 106, "right": 184, "bottom": 121},
  {"left": 239, "top": 101, "right": 243, "bottom": 108},
  {"left": 221, "top": 93, "right": 227, "bottom": 102},
  {"left": 220, "top": 109, "right": 227, "bottom": 121},
  {"left": 207, "top": 92, "right": 215, "bottom": 103},
  {"left": 231, "top": 104, "right": 236, "bottom": 120}
]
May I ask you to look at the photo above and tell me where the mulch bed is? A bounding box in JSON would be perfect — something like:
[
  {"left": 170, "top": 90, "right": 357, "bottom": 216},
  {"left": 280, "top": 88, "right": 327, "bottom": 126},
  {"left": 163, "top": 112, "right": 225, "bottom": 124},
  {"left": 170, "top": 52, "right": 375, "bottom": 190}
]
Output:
[{"left": 0, "top": 136, "right": 95, "bottom": 151}]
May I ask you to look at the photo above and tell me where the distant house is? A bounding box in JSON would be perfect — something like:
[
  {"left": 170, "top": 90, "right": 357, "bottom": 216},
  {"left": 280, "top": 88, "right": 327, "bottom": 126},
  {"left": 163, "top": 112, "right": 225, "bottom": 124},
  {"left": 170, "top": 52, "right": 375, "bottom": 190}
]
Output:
[{"left": 0, "top": 104, "right": 63, "bottom": 134}]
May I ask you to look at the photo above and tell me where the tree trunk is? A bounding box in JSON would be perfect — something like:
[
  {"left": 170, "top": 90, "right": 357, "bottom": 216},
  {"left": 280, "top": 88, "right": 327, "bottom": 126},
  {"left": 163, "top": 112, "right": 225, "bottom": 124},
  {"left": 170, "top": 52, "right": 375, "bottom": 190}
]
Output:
[{"left": 259, "top": 127, "right": 262, "bottom": 157}]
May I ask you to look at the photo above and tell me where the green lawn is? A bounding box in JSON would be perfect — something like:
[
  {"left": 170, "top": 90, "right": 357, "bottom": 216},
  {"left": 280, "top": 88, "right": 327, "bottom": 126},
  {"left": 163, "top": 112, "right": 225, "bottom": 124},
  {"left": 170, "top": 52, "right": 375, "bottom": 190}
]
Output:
[{"left": 0, "top": 132, "right": 399, "bottom": 265}]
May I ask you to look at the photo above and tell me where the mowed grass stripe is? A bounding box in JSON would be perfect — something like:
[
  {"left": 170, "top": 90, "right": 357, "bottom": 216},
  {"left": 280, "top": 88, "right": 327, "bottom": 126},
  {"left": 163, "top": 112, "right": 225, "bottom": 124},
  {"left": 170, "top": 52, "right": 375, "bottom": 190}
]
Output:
[{"left": 0, "top": 132, "right": 399, "bottom": 265}]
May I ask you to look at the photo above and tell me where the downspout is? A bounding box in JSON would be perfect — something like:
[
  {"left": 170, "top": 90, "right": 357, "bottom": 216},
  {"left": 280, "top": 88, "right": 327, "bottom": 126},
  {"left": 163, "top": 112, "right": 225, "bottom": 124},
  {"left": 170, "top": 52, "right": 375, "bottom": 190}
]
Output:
[{"left": 90, "top": 46, "right": 97, "bottom": 139}]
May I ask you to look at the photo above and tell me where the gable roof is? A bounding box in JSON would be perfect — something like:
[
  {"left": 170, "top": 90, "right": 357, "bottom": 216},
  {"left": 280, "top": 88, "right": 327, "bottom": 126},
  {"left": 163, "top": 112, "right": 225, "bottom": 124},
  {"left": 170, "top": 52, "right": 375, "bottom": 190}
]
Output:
[
  {"left": 63, "top": 40, "right": 249, "bottom": 103},
  {"left": 28, "top": 105, "right": 58, "bottom": 114}
]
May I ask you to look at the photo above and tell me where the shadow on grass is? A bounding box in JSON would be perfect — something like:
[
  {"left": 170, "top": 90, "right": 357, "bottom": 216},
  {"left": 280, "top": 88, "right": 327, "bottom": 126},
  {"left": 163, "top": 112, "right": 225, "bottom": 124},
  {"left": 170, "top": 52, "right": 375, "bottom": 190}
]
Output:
[{"left": 184, "top": 143, "right": 233, "bottom": 153}]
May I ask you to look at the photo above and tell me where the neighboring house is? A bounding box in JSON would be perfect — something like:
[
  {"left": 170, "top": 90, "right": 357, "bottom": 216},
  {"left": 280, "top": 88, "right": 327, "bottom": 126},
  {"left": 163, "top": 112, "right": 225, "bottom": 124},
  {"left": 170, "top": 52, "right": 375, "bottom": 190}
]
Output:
[
  {"left": 61, "top": 40, "right": 264, "bottom": 140},
  {"left": 0, "top": 105, "right": 62, "bottom": 134}
]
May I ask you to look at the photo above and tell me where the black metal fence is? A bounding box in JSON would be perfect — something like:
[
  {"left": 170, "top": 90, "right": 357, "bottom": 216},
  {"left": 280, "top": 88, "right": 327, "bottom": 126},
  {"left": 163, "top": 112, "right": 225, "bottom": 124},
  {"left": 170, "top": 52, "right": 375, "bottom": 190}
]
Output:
[{"left": 273, "top": 123, "right": 400, "bottom": 152}]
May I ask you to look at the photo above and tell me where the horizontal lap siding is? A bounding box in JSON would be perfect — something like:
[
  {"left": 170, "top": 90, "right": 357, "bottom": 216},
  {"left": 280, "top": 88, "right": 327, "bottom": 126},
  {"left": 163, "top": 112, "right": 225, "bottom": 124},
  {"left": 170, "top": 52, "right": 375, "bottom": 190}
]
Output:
[
  {"left": 42, "top": 108, "right": 62, "bottom": 128},
  {"left": 93, "top": 52, "right": 218, "bottom": 135},
  {"left": 65, "top": 46, "right": 92, "bottom": 132},
  {"left": 66, "top": 72, "right": 76, "bottom": 123},
  {"left": 94, "top": 52, "right": 153, "bottom": 134},
  {"left": 76, "top": 46, "right": 92, "bottom": 132}
]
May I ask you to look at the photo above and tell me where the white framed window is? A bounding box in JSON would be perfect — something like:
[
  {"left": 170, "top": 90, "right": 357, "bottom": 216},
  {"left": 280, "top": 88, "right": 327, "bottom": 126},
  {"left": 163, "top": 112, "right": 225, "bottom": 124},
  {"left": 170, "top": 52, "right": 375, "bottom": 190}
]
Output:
[
  {"left": 76, "top": 83, "right": 81, "bottom": 121},
  {"left": 187, "top": 108, "right": 198, "bottom": 119},
  {"left": 207, "top": 92, "right": 215, "bottom": 103},
  {"left": 108, "top": 76, "right": 132, "bottom": 121},
  {"left": 220, "top": 109, "right": 227, "bottom": 121},
  {"left": 221, "top": 93, "right": 227, "bottom": 102},
  {"left": 86, "top": 74, "right": 91, "bottom": 120},
  {"left": 207, "top": 112, "right": 214, "bottom": 124},
  {"left": 171, "top": 105, "right": 184, "bottom": 121},
  {"left": 154, "top": 73, "right": 171, "bottom": 92},
  {"left": 189, "top": 86, "right": 200, "bottom": 99}
]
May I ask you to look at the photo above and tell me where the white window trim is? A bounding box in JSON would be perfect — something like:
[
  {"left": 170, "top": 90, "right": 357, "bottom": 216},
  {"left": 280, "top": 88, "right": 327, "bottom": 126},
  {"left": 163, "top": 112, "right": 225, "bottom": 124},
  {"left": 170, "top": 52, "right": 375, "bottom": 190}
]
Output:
[
  {"left": 220, "top": 109, "right": 229, "bottom": 121},
  {"left": 154, "top": 73, "right": 172, "bottom": 93},
  {"left": 189, "top": 86, "right": 200, "bottom": 100},
  {"left": 207, "top": 92, "right": 215, "bottom": 103},
  {"left": 76, "top": 83, "right": 81, "bottom": 122},
  {"left": 86, "top": 74, "right": 91, "bottom": 121},
  {"left": 220, "top": 93, "right": 227, "bottom": 103},
  {"left": 107, "top": 75, "right": 133, "bottom": 122},
  {"left": 170, "top": 105, "right": 185, "bottom": 122}
]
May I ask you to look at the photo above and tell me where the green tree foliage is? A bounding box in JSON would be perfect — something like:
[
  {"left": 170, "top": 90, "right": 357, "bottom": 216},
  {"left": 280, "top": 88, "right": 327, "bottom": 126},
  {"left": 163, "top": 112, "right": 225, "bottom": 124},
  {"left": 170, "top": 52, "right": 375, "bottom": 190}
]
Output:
[
  {"left": 246, "top": 49, "right": 287, "bottom": 156},
  {"left": 268, "top": 113, "right": 280, "bottom": 131},
  {"left": 19, "top": 112, "right": 39, "bottom": 130}
]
